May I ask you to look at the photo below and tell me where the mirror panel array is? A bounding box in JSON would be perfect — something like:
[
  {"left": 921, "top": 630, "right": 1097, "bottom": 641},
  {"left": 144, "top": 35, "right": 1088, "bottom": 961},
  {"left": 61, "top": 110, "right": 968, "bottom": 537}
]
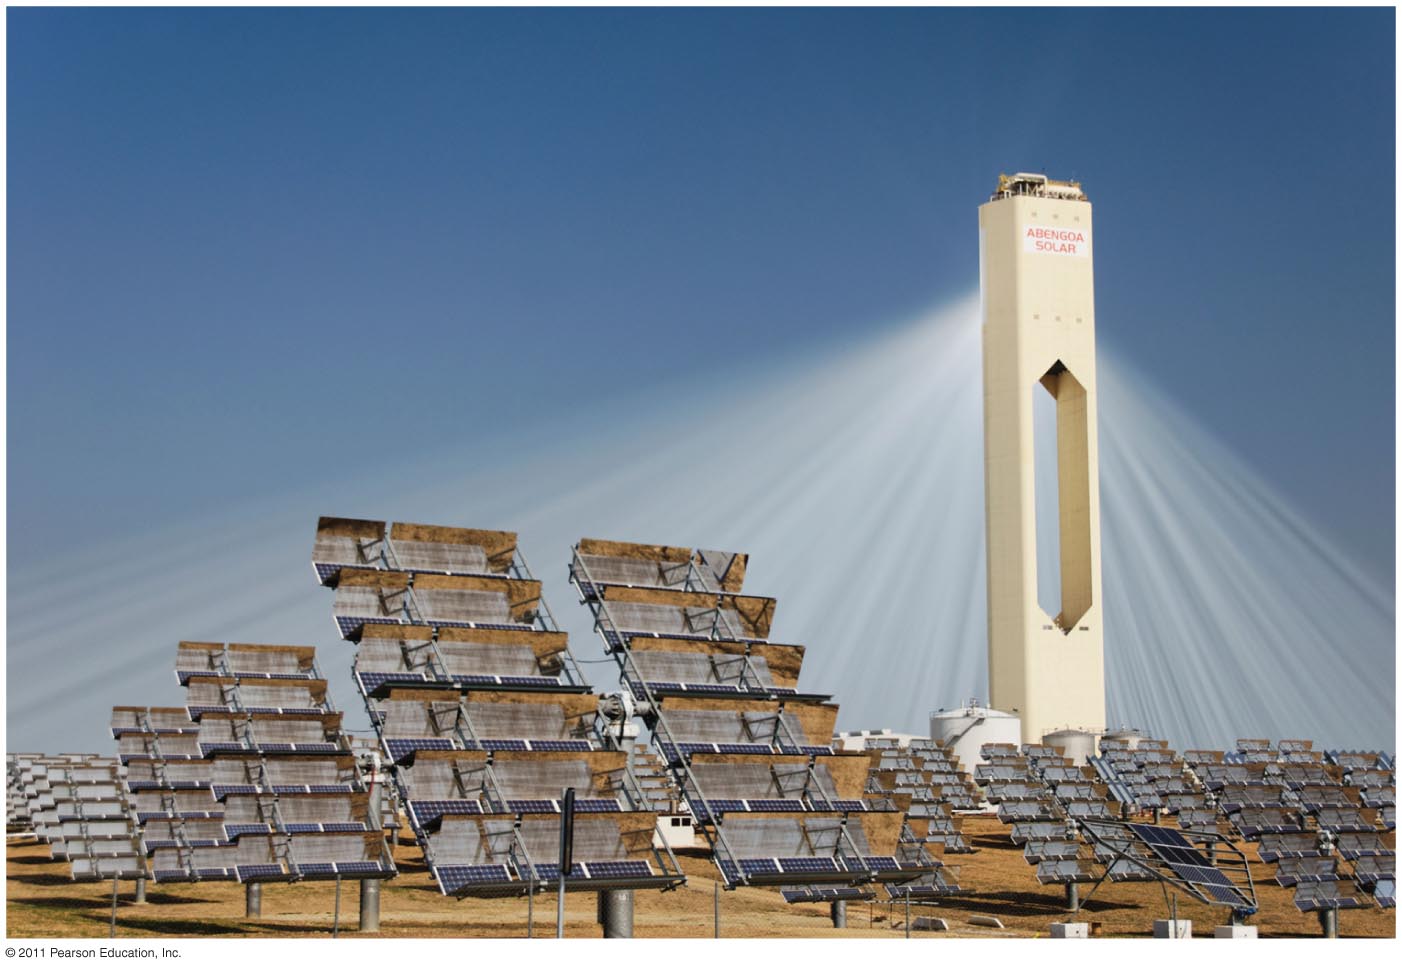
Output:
[
  {"left": 570, "top": 538, "right": 942, "bottom": 905},
  {"left": 8, "top": 753, "right": 143, "bottom": 881},
  {"left": 852, "top": 736, "right": 978, "bottom": 900},
  {"left": 113, "top": 641, "right": 394, "bottom": 884},
  {"left": 1186, "top": 739, "right": 1394, "bottom": 912},
  {"left": 311, "top": 517, "right": 686, "bottom": 898}
]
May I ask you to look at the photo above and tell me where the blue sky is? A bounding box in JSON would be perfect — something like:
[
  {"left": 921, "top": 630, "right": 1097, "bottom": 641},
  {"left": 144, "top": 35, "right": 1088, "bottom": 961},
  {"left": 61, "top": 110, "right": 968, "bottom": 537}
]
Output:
[{"left": 5, "top": 8, "right": 1395, "bottom": 747}]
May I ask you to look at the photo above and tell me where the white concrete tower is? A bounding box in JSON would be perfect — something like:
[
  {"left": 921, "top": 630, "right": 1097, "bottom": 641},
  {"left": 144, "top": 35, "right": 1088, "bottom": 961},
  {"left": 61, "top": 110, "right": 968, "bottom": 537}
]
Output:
[{"left": 980, "top": 173, "right": 1106, "bottom": 745}]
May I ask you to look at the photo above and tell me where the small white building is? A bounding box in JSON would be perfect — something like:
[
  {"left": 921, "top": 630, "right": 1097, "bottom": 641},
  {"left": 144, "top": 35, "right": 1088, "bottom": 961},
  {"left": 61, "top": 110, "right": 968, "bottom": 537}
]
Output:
[{"left": 832, "top": 728, "right": 927, "bottom": 752}]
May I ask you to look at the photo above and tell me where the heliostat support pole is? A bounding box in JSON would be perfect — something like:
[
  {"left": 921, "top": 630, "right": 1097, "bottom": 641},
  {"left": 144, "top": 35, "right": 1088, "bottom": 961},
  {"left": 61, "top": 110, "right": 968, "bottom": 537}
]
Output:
[
  {"left": 109, "top": 875, "right": 119, "bottom": 938},
  {"left": 359, "top": 877, "right": 380, "bottom": 932},
  {"left": 360, "top": 754, "right": 382, "bottom": 932},
  {"left": 1066, "top": 883, "right": 1080, "bottom": 913},
  {"left": 245, "top": 882, "right": 262, "bottom": 918},
  {"left": 1320, "top": 908, "right": 1338, "bottom": 938},
  {"left": 134, "top": 877, "right": 147, "bottom": 904},
  {"left": 601, "top": 890, "right": 634, "bottom": 938},
  {"left": 830, "top": 900, "right": 847, "bottom": 929},
  {"left": 557, "top": 787, "right": 575, "bottom": 939}
]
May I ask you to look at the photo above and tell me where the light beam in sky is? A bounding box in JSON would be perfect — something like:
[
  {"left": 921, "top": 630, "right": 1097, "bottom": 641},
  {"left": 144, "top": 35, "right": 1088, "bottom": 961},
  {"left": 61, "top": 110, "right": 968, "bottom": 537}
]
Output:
[{"left": 6, "top": 294, "right": 1392, "bottom": 753}]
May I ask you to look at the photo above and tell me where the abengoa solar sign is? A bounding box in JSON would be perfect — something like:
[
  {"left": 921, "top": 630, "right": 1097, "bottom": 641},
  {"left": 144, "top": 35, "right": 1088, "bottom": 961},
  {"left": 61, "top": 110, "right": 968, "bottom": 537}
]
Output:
[{"left": 1023, "top": 224, "right": 1090, "bottom": 256}]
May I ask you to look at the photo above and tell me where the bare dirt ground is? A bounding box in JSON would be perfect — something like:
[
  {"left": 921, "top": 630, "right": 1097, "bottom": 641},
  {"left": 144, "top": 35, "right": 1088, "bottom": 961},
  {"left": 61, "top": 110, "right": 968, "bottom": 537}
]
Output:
[{"left": 6, "top": 818, "right": 1395, "bottom": 939}]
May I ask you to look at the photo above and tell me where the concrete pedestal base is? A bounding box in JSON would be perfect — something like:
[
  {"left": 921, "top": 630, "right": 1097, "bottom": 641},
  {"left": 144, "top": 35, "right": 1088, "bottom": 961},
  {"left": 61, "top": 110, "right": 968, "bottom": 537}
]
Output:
[
  {"left": 1213, "top": 925, "right": 1257, "bottom": 938},
  {"left": 1050, "top": 922, "right": 1089, "bottom": 938},
  {"left": 1153, "top": 919, "right": 1192, "bottom": 938}
]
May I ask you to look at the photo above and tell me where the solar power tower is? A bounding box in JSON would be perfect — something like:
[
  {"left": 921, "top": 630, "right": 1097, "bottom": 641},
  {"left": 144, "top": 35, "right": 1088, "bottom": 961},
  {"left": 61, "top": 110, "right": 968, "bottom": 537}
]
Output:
[
  {"left": 980, "top": 173, "right": 1106, "bottom": 745},
  {"left": 311, "top": 518, "right": 685, "bottom": 937},
  {"left": 570, "top": 539, "right": 942, "bottom": 919},
  {"left": 113, "top": 641, "right": 395, "bottom": 924}
]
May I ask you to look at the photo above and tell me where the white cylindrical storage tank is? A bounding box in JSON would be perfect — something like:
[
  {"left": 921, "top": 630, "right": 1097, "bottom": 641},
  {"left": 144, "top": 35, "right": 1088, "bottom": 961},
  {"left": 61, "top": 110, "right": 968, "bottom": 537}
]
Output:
[
  {"left": 1100, "top": 728, "right": 1145, "bottom": 751},
  {"left": 1043, "top": 728, "right": 1097, "bottom": 766},
  {"left": 930, "top": 699, "right": 1021, "bottom": 773}
]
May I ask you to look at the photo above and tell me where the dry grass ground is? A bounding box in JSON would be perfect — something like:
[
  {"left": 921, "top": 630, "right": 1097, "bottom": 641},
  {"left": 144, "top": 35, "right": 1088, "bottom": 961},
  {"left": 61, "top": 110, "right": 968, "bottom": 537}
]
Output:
[{"left": 6, "top": 817, "right": 1395, "bottom": 939}]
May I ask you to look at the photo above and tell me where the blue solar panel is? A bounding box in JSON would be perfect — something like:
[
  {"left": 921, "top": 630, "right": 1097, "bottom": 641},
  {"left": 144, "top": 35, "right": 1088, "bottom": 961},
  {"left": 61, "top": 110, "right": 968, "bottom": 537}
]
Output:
[
  {"left": 336, "top": 615, "right": 389, "bottom": 638},
  {"left": 452, "top": 675, "right": 499, "bottom": 687},
  {"left": 211, "top": 784, "right": 257, "bottom": 799},
  {"left": 358, "top": 671, "right": 428, "bottom": 693},
  {"left": 532, "top": 863, "right": 585, "bottom": 881},
  {"left": 739, "top": 858, "right": 781, "bottom": 877},
  {"left": 783, "top": 887, "right": 870, "bottom": 903},
  {"left": 436, "top": 864, "right": 511, "bottom": 893},
  {"left": 224, "top": 824, "right": 272, "bottom": 838},
  {"left": 747, "top": 799, "right": 803, "bottom": 812},
  {"left": 1124, "top": 824, "right": 1253, "bottom": 906},
  {"left": 528, "top": 740, "right": 591, "bottom": 752},
  {"left": 584, "top": 861, "right": 653, "bottom": 879},
  {"left": 385, "top": 738, "right": 454, "bottom": 762},
  {"left": 500, "top": 676, "right": 561, "bottom": 687},
  {"left": 716, "top": 744, "right": 768, "bottom": 755},
  {"left": 199, "top": 743, "right": 244, "bottom": 756},
  {"left": 778, "top": 857, "right": 840, "bottom": 875},
  {"left": 800, "top": 746, "right": 834, "bottom": 756},
  {"left": 482, "top": 739, "right": 529, "bottom": 752},
  {"left": 409, "top": 799, "right": 482, "bottom": 825},
  {"left": 507, "top": 799, "right": 557, "bottom": 813},
  {"left": 285, "top": 824, "right": 322, "bottom": 834},
  {"left": 830, "top": 799, "right": 868, "bottom": 812},
  {"left": 297, "top": 863, "right": 337, "bottom": 877},
  {"left": 1129, "top": 823, "right": 1193, "bottom": 849},
  {"left": 335, "top": 862, "right": 390, "bottom": 876},
  {"left": 862, "top": 856, "right": 901, "bottom": 872},
  {"left": 236, "top": 864, "right": 286, "bottom": 882},
  {"left": 573, "top": 798, "right": 621, "bottom": 813}
]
